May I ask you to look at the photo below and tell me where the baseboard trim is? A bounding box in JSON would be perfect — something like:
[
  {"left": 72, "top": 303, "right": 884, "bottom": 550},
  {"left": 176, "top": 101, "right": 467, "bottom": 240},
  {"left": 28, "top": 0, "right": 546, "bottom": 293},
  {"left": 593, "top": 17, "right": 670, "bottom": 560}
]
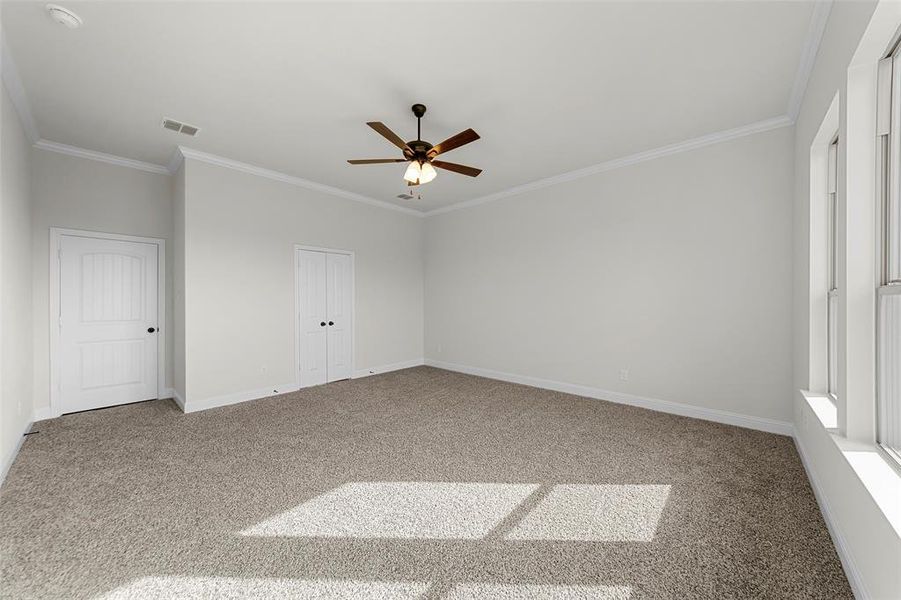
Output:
[
  {"left": 181, "top": 382, "right": 300, "bottom": 414},
  {"left": 177, "top": 359, "right": 426, "bottom": 413},
  {"left": 793, "top": 430, "right": 869, "bottom": 599},
  {"left": 0, "top": 418, "right": 32, "bottom": 487},
  {"left": 424, "top": 359, "right": 793, "bottom": 436},
  {"left": 353, "top": 358, "right": 425, "bottom": 379}
]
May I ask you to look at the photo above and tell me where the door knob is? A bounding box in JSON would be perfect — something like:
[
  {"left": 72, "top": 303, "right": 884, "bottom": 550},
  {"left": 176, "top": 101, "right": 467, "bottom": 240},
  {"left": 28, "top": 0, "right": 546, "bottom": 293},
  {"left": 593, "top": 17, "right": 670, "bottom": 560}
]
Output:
[
  {"left": 320, "top": 321, "right": 326, "bottom": 327},
  {"left": 328, "top": 321, "right": 334, "bottom": 326},
  {"left": 147, "top": 327, "right": 156, "bottom": 333}
]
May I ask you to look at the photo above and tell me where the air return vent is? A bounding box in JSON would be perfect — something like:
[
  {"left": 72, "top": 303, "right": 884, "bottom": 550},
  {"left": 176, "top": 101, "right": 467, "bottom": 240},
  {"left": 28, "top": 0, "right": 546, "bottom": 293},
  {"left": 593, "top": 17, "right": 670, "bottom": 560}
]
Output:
[
  {"left": 161, "top": 118, "right": 200, "bottom": 137},
  {"left": 396, "top": 193, "right": 414, "bottom": 200}
]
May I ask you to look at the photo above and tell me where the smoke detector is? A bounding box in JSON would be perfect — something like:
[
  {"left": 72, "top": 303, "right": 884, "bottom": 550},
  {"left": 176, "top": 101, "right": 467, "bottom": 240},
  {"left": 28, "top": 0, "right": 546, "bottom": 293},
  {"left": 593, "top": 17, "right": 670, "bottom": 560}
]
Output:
[
  {"left": 46, "top": 4, "right": 82, "bottom": 29},
  {"left": 161, "top": 118, "right": 201, "bottom": 137}
]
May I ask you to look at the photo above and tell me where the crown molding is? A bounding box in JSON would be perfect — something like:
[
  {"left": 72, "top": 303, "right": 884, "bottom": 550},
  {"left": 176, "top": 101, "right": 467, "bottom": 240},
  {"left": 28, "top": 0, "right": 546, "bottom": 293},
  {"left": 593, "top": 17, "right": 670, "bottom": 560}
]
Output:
[
  {"left": 1, "top": 33, "right": 40, "bottom": 144},
  {"left": 424, "top": 114, "right": 794, "bottom": 217},
  {"left": 29, "top": 138, "right": 424, "bottom": 217},
  {"left": 30, "top": 113, "right": 792, "bottom": 221},
  {"left": 174, "top": 146, "right": 424, "bottom": 217},
  {"left": 34, "top": 139, "right": 171, "bottom": 175},
  {"left": 787, "top": 0, "right": 834, "bottom": 122}
]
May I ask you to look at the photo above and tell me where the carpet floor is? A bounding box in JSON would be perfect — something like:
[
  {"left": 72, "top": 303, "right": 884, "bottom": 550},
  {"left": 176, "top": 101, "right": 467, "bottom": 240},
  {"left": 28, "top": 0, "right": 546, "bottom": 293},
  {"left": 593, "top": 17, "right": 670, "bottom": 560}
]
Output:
[{"left": 0, "top": 366, "right": 849, "bottom": 599}]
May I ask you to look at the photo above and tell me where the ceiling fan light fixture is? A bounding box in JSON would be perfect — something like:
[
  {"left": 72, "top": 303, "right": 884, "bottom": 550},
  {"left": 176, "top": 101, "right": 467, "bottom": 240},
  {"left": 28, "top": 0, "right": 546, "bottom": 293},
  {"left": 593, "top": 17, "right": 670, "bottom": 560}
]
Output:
[
  {"left": 403, "top": 161, "right": 421, "bottom": 184},
  {"left": 419, "top": 161, "right": 437, "bottom": 184}
]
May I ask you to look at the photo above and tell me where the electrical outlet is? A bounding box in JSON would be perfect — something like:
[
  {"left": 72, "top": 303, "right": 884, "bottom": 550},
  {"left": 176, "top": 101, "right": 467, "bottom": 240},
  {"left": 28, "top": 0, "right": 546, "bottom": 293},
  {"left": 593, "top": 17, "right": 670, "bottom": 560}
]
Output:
[
  {"left": 619, "top": 369, "right": 630, "bottom": 382},
  {"left": 261, "top": 365, "right": 268, "bottom": 374},
  {"left": 437, "top": 344, "right": 443, "bottom": 354}
]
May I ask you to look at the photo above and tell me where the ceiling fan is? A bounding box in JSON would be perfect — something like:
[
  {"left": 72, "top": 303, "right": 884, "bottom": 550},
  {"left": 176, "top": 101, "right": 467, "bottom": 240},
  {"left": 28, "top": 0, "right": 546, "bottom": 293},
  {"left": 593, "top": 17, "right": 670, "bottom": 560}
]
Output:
[{"left": 347, "top": 104, "right": 482, "bottom": 186}]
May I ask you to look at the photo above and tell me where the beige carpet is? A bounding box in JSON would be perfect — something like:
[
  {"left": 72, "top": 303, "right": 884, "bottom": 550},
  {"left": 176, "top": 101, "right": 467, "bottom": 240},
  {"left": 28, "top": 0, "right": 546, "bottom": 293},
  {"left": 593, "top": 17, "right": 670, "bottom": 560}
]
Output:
[{"left": 0, "top": 366, "right": 850, "bottom": 599}]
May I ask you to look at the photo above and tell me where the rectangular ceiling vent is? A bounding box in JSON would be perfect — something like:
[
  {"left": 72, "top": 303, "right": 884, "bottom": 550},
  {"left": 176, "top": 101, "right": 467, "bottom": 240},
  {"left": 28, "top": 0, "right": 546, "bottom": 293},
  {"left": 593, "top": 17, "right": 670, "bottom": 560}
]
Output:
[
  {"left": 396, "top": 193, "right": 414, "bottom": 200},
  {"left": 162, "top": 118, "right": 200, "bottom": 137}
]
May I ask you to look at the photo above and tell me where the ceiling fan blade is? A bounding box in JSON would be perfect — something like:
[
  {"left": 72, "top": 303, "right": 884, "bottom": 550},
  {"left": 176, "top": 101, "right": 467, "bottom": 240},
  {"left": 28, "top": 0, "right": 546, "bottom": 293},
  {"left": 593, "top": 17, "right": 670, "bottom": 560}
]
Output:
[
  {"left": 367, "top": 122, "right": 410, "bottom": 152},
  {"left": 431, "top": 160, "right": 482, "bottom": 177},
  {"left": 428, "top": 128, "right": 480, "bottom": 157},
  {"left": 347, "top": 159, "right": 408, "bottom": 164}
]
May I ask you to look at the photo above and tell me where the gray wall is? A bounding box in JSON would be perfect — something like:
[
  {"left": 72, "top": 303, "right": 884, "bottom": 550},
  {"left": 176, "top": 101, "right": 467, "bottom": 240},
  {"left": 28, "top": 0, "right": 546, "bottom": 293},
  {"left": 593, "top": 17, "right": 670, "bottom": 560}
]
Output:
[
  {"left": 30, "top": 149, "right": 174, "bottom": 415},
  {"left": 1, "top": 80, "right": 34, "bottom": 475},
  {"left": 425, "top": 126, "right": 794, "bottom": 422},
  {"left": 181, "top": 158, "right": 424, "bottom": 404}
]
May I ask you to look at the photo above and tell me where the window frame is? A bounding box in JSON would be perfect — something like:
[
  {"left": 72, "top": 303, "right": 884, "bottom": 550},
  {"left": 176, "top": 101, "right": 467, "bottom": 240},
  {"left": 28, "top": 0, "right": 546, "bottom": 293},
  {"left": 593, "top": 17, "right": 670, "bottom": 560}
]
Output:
[
  {"left": 876, "top": 39, "right": 901, "bottom": 467},
  {"left": 827, "top": 137, "right": 839, "bottom": 400}
]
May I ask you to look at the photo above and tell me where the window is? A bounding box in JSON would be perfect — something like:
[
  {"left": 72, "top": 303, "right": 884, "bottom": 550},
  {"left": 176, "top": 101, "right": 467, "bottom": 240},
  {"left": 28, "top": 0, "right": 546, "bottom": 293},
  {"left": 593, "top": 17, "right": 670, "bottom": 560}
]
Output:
[
  {"left": 877, "top": 43, "right": 901, "bottom": 464},
  {"left": 827, "top": 138, "right": 838, "bottom": 399}
]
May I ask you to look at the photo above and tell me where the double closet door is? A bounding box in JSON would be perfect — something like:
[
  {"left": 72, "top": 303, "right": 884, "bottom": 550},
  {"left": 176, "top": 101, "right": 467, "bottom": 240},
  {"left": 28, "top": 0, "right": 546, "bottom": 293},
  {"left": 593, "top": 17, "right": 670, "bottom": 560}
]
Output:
[{"left": 297, "top": 249, "right": 353, "bottom": 387}]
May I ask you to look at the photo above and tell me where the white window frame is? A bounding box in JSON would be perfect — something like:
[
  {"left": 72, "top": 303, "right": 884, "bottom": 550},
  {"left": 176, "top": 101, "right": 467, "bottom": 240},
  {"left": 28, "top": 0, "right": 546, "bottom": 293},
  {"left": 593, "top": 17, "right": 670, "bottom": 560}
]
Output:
[
  {"left": 827, "top": 138, "right": 839, "bottom": 400},
  {"left": 876, "top": 40, "right": 901, "bottom": 466}
]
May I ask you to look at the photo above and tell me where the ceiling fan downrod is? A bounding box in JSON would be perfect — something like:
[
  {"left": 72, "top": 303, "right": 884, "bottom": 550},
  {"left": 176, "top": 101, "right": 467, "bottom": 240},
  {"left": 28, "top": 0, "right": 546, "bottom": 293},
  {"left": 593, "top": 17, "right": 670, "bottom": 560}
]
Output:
[{"left": 411, "top": 103, "right": 426, "bottom": 142}]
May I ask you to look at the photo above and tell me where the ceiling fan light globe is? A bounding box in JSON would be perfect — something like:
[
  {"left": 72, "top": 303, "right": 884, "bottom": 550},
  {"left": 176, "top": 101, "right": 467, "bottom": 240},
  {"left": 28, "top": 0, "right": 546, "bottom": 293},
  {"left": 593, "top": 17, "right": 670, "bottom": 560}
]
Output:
[
  {"left": 403, "top": 161, "right": 421, "bottom": 183},
  {"left": 419, "top": 161, "right": 437, "bottom": 184}
]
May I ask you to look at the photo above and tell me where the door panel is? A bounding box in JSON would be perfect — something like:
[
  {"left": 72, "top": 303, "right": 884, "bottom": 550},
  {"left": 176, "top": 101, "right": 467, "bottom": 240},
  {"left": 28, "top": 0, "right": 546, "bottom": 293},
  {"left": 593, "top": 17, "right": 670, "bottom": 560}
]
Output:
[
  {"left": 298, "top": 250, "right": 328, "bottom": 387},
  {"left": 59, "top": 236, "right": 159, "bottom": 413},
  {"left": 326, "top": 252, "right": 353, "bottom": 382}
]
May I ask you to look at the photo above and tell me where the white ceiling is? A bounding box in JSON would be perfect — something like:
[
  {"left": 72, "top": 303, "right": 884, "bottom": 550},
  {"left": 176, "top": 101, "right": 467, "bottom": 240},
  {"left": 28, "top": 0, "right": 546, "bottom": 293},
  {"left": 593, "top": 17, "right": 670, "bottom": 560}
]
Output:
[{"left": 3, "top": 1, "right": 815, "bottom": 212}]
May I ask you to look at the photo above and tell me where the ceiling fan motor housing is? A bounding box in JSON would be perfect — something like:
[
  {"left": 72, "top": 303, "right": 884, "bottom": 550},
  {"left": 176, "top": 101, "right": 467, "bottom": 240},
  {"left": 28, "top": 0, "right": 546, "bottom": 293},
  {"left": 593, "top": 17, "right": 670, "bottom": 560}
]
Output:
[{"left": 406, "top": 140, "right": 434, "bottom": 162}]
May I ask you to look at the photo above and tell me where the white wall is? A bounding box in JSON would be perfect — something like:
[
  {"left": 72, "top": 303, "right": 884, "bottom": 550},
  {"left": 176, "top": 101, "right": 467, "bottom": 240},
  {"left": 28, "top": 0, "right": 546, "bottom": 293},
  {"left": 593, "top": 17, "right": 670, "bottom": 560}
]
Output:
[
  {"left": 791, "top": 1, "right": 901, "bottom": 598},
  {"left": 30, "top": 149, "right": 174, "bottom": 415},
  {"left": 425, "top": 126, "right": 794, "bottom": 424},
  {"left": 180, "top": 158, "right": 424, "bottom": 406},
  {"left": 173, "top": 164, "right": 185, "bottom": 402},
  {"left": 1, "top": 80, "right": 33, "bottom": 477}
]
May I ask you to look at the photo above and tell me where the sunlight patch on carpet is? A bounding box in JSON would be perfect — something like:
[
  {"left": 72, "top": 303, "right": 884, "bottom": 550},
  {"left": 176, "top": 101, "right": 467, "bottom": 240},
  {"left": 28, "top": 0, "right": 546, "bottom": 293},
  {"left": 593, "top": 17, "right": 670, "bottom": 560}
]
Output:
[
  {"left": 446, "top": 583, "right": 633, "bottom": 599},
  {"left": 96, "top": 576, "right": 429, "bottom": 599},
  {"left": 506, "top": 484, "right": 671, "bottom": 541},
  {"left": 241, "top": 481, "right": 538, "bottom": 539}
]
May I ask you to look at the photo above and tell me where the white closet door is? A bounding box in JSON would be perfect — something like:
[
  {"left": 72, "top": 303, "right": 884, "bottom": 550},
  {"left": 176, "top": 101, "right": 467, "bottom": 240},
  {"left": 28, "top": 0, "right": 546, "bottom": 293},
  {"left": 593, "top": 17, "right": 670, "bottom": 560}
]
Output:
[
  {"left": 326, "top": 252, "right": 353, "bottom": 382},
  {"left": 59, "top": 235, "right": 159, "bottom": 413},
  {"left": 298, "top": 250, "right": 328, "bottom": 387}
]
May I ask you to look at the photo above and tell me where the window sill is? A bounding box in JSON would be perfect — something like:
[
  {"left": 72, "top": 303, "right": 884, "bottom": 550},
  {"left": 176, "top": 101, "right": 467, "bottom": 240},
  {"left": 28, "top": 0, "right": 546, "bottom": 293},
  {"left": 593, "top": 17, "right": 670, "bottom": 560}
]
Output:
[
  {"left": 803, "top": 391, "right": 839, "bottom": 431},
  {"left": 799, "top": 390, "right": 901, "bottom": 539}
]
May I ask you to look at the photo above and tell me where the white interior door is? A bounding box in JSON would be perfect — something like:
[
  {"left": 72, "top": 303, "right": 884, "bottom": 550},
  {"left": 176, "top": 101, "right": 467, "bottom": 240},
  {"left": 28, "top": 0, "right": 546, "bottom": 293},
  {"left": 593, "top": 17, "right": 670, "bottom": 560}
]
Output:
[
  {"left": 326, "top": 252, "right": 353, "bottom": 382},
  {"left": 298, "top": 250, "right": 328, "bottom": 387},
  {"left": 297, "top": 248, "right": 353, "bottom": 388},
  {"left": 59, "top": 235, "right": 159, "bottom": 414}
]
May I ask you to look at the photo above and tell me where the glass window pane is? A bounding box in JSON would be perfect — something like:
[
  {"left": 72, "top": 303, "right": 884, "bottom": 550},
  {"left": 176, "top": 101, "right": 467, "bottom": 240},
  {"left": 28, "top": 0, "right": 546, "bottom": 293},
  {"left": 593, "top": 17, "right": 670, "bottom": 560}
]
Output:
[
  {"left": 828, "top": 292, "right": 838, "bottom": 397},
  {"left": 878, "top": 289, "right": 901, "bottom": 459},
  {"left": 890, "top": 54, "right": 901, "bottom": 281}
]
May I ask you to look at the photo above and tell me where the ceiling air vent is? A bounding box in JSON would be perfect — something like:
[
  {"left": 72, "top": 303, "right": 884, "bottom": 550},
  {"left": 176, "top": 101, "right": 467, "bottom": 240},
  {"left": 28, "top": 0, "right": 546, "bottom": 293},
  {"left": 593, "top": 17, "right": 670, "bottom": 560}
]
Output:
[
  {"left": 396, "top": 193, "right": 414, "bottom": 200},
  {"left": 162, "top": 118, "right": 200, "bottom": 137}
]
